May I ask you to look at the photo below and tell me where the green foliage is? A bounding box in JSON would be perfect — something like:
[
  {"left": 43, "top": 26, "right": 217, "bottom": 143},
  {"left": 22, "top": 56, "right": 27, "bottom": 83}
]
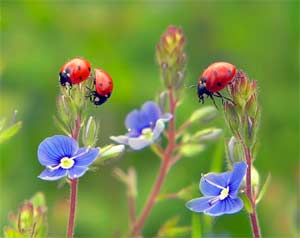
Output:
[
  {"left": 240, "top": 193, "right": 253, "bottom": 214},
  {"left": 256, "top": 173, "right": 271, "bottom": 204},
  {"left": 157, "top": 216, "right": 190, "bottom": 237},
  {"left": 0, "top": 2, "right": 297, "bottom": 237},
  {"left": 0, "top": 111, "right": 22, "bottom": 144},
  {"left": 188, "top": 106, "right": 218, "bottom": 124}
]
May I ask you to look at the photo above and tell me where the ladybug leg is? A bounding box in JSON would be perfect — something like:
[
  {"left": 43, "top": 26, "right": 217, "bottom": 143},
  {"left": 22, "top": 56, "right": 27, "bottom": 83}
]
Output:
[
  {"left": 209, "top": 94, "right": 218, "bottom": 109},
  {"left": 214, "top": 92, "right": 235, "bottom": 105}
]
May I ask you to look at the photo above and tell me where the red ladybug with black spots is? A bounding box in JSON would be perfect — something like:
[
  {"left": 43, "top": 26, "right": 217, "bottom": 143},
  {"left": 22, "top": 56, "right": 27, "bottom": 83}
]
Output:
[
  {"left": 59, "top": 57, "right": 91, "bottom": 86},
  {"left": 197, "top": 62, "right": 236, "bottom": 106},
  {"left": 88, "top": 68, "right": 113, "bottom": 106}
]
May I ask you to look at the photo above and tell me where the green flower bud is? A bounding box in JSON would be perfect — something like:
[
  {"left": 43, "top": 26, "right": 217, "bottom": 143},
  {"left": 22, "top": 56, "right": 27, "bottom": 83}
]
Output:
[
  {"left": 156, "top": 25, "right": 186, "bottom": 89},
  {"left": 82, "top": 116, "right": 98, "bottom": 147},
  {"left": 224, "top": 102, "right": 240, "bottom": 134}
]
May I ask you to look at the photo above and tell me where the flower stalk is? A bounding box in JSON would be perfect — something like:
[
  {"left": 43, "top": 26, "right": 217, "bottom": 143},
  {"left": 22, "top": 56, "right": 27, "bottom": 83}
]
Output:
[
  {"left": 224, "top": 71, "right": 261, "bottom": 238},
  {"left": 67, "top": 178, "right": 78, "bottom": 238},
  {"left": 67, "top": 115, "right": 81, "bottom": 238}
]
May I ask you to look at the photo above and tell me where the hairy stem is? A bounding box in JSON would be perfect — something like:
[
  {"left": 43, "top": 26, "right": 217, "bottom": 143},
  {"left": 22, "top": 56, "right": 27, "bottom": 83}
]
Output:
[
  {"left": 67, "top": 178, "right": 78, "bottom": 238},
  {"left": 131, "top": 87, "right": 177, "bottom": 236},
  {"left": 243, "top": 146, "right": 261, "bottom": 238},
  {"left": 67, "top": 116, "right": 81, "bottom": 238}
]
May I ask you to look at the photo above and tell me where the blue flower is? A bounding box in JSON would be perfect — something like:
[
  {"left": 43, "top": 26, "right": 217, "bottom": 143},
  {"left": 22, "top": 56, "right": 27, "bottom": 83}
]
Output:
[
  {"left": 37, "top": 135, "right": 99, "bottom": 181},
  {"left": 186, "top": 161, "right": 247, "bottom": 216},
  {"left": 110, "top": 101, "right": 172, "bottom": 150}
]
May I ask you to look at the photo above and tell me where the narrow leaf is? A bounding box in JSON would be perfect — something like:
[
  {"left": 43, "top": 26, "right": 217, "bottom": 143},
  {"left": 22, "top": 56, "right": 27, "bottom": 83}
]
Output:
[
  {"left": 179, "top": 144, "right": 205, "bottom": 157},
  {"left": 240, "top": 193, "right": 253, "bottom": 213},
  {"left": 0, "top": 121, "right": 22, "bottom": 144},
  {"left": 256, "top": 173, "right": 271, "bottom": 204},
  {"left": 188, "top": 106, "right": 218, "bottom": 123}
]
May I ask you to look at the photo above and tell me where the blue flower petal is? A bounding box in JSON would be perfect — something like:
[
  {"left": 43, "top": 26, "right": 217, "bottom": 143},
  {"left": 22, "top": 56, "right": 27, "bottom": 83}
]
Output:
[
  {"left": 38, "top": 168, "right": 67, "bottom": 181},
  {"left": 128, "top": 137, "right": 151, "bottom": 150},
  {"left": 186, "top": 196, "right": 217, "bottom": 213},
  {"left": 68, "top": 166, "right": 89, "bottom": 179},
  {"left": 110, "top": 135, "right": 129, "bottom": 145},
  {"left": 140, "top": 101, "right": 162, "bottom": 126},
  {"left": 152, "top": 119, "right": 166, "bottom": 141},
  {"left": 125, "top": 110, "right": 144, "bottom": 132},
  {"left": 200, "top": 171, "right": 231, "bottom": 196},
  {"left": 74, "top": 147, "right": 99, "bottom": 167},
  {"left": 204, "top": 197, "right": 244, "bottom": 216},
  {"left": 38, "top": 135, "right": 78, "bottom": 166},
  {"left": 228, "top": 162, "right": 247, "bottom": 197}
]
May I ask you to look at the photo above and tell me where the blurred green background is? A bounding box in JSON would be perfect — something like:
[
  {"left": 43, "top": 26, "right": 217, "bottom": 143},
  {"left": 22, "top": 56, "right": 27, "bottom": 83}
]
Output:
[{"left": 1, "top": 1, "right": 299, "bottom": 237}]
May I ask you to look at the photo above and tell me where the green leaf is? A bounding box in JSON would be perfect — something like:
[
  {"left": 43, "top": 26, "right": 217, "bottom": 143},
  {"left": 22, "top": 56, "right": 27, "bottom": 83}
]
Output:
[
  {"left": 0, "top": 121, "right": 22, "bottom": 144},
  {"left": 157, "top": 216, "right": 190, "bottom": 237},
  {"left": 190, "top": 128, "right": 223, "bottom": 142},
  {"left": 177, "top": 183, "right": 198, "bottom": 201},
  {"left": 240, "top": 193, "right": 253, "bottom": 213},
  {"left": 256, "top": 173, "right": 271, "bottom": 204},
  {"left": 188, "top": 106, "right": 218, "bottom": 123},
  {"left": 179, "top": 144, "right": 205, "bottom": 157},
  {"left": 192, "top": 213, "right": 202, "bottom": 238}
]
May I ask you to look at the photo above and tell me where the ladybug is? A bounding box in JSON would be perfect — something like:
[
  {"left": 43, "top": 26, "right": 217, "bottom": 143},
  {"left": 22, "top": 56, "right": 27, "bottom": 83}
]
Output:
[
  {"left": 88, "top": 68, "right": 113, "bottom": 106},
  {"left": 198, "top": 62, "right": 236, "bottom": 106},
  {"left": 59, "top": 57, "right": 91, "bottom": 86}
]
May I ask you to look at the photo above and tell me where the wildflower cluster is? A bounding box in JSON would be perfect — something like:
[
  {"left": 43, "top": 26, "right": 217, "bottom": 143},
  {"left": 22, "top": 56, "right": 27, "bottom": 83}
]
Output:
[{"left": 3, "top": 25, "right": 265, "bottom": 238}]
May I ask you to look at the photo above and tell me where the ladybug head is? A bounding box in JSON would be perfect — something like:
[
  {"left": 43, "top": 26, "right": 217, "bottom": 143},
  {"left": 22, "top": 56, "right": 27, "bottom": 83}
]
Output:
[
  {"left": 197, "top": 82, "right": 211, "bottom": 104},
  {"left": 59, "top": 71, "right": 72, "bottom": 87}
]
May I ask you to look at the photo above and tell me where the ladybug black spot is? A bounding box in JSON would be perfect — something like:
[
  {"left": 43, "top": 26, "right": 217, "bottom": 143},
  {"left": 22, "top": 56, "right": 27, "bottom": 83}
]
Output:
[
  {"left": 79, "top": 76, "right": 82, "bottom": 80},
  {"left": 77, "top": 65, "right": 81, "bottom": 70},
  {"left": 228, "top": 69, "right": 232, "bottom": 75},
  {"left": 213, "top": 70, "right": 218, "bottom": 76},
  {"left": 88, "top": 67, "right": 91, "bottom": 72},
  {"left": 99, "top": 83, "right": 103, "bottom": 87},
  {"left": 217, "top": 82, "right": 222, "bottom": 87}
]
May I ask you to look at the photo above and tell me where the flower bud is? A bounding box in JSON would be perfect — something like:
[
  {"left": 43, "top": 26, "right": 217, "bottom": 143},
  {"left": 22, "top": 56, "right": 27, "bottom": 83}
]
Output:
[
  {"left": 228, "top": 71, "right": 257, "bottom": 111},
  {"left": 156, "top": 25, "right": 186, "bottom": 89},
  {"left": 224, "top": 101, "right": 240, "bottom": 134},
  {"left": 82, "top": 116, "right": 98, "bottom": 147}
]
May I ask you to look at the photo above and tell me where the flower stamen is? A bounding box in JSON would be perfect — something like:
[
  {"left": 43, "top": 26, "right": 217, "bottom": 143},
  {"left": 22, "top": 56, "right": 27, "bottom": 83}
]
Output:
[
  {"left": 60, "top": 157, "right": 75, "bottom": 169},
  {"left": 219, "top": 186, "right": 229, "bottom": 200},
  {"left": 202, "top": 175, "right": 226, "bottom": 190}
]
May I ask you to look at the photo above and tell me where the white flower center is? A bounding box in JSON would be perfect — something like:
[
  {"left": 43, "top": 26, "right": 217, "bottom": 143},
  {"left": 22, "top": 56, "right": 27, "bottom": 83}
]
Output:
[
  {"left": 219, "top": 186, "right": 229, "bottom": 200},
  {"left": 59, "top": 157, "right": 75, "bottom": 169},
  {"left": 141, "top": 127, "right": 154, "bottom": 140}
]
